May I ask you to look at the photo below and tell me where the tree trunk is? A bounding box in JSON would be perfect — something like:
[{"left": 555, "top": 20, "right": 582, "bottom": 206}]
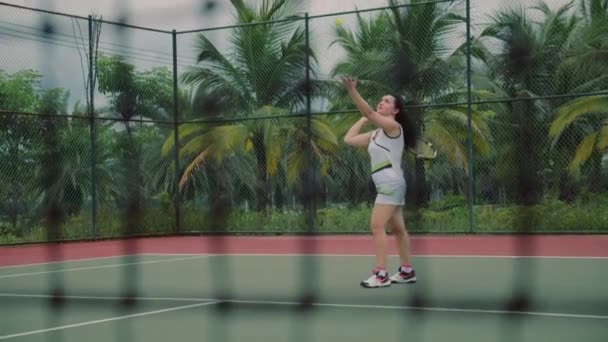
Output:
[
  {"left": 63, "top": 184, "right": 83, "bottom": 217},
  {"left": 411, "top": 103, "right": 430, "bottom": 208},
  {"left": 41, "top": 115, "right": 63, "bottom": 241},
  {"left": 452, "top": 174, "right": 461, "bottom": 195},
  {"left": 558, "top": 172, "right": 578, "bottom": 203},
  {"left": 253, "top": 133, "right": 269, "bottom": 213},
  {"left": 9, "top": 130, "right": 20, "bottom": 233},
  {"left": 205, "top": 161, "right": 220, "bottom": 204},
  {"left": 122, "top": 131, "right": 143, "bottom": 235},
  {"left": 10, "top": 208, "right": 18, "bottom": 234},
  {"left": 205, "top": 160, "right": 230, "bottom": 232},
  {"left": 415, "top": 159, "right": 430, "bottom": 208},
  {"left": 588, "top": 151, "right": 605, "bottom": 193},
  {"left": 274, "top": 165, "right": 285, "bottom": 210},
  {"left": 511, "top": 93, "right": 542, "bottom": 205}
]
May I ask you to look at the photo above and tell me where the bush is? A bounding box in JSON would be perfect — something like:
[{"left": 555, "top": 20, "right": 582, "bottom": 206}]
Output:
[{"left": 1, "top": 194, "right": 608, "bottom": 244}]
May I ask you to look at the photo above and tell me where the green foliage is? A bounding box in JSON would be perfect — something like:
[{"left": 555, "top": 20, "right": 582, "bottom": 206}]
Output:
[
  {"left": 96, "top": 55, "right": 174, "bottom": 123},
  {"left": 0, "top": 69, "right": 42, "bottom": 112},
  {"left": 176, "top": 0, "right": 338, "bottom": 212},
  {"left": 38, "top": 88, "right": 70, "bottom": 115},
  {"left": 428, "top": 194, "right": 467, "bottom": 210},
  {"left": 3, "top": 195, "right": 608, "bottom": 244},
  {"left": 182, "top": 0, "right": 311, "bottom": 115},
  {"left": 329, "top": 1, "right": 493, "bottom": 207},
  {"left": 158, "top": 191, "right": 174, "bottom": 217},
  {"left": 0, "top": 71, "right": 71, "bottom": 235}
]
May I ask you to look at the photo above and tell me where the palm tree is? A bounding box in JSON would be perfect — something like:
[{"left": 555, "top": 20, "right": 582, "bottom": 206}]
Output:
[
  {"left": 548, "top": 0, "right": 608, "bottom": 193},
  {"left": 550, "top": 96, "right": 608, "bottom": 170},
  {"left": 173, "top": 0, "right": 338, "bottom": 213},
  {"left": 95, "top": 56, "right": 176, "bottom": 229},
  {"left": 0, "top": 70, "right": 42, "bottom": 234},
  {"left": 329, "top": 0, "right": 492, "bottom": 206},
  {"left": 477, "top": 1, "right": 582, "bottom": 204},
  {"left": 96, "top": 55, "right": 174, "bottom": 133},
  {"left": 164, "top": 107, "right": 337, "bottom": 212}
]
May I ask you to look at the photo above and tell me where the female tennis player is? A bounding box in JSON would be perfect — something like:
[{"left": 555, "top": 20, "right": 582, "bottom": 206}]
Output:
[{"left": 341, "top": 76, "right": 417, "bottom": 288}]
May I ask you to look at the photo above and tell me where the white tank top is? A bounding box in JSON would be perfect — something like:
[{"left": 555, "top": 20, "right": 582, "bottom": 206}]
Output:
[{"left": 367, "top": 126, "right": 404, "bottom": 183}]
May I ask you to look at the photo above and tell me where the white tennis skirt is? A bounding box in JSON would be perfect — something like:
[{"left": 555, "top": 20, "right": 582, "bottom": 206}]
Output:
[{"left": 372, "top": 173, "right": 406, "bottom": 206}]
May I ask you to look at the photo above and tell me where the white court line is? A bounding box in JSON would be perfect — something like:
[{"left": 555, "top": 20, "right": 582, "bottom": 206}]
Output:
[
  {"left": 0, "top": 293, "right": 605, "bottom": 320},
  {"left": 0, "top": 301, "right": 219, "bottom": 341},
  {"left": 0, "top": 293, "right": 212, "bottom": 302},
  {"left": 0, "top": 255, "right": 210, "bottom": 279},
  {"left": 1, "top": 253, "right": 605, "bottom": 272},
  {"left": 231, "top": 299, "right": 608, "bottom": 320},
  {"left": 139, "top": 253, "right": 608, "bottom": 260},
  {"left": 0, "top": 255, "right": 139, "bottom": 270}
]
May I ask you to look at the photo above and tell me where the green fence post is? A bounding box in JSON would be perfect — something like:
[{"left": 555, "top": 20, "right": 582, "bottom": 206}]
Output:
[
  {"left": 301, "top": 11, "right": 320, "bottom": 303},
  {"left": 88, "top": 15, "right": 97, "bottom": 240},
  {"left": 304, "top": 13, "right": 314, "bottom": 233},
  {"left": 466, "top": 0, "right": 475, "bottom": 233},
  {"left": 172, "top": 29, "right": 181, "bottom": 234}
]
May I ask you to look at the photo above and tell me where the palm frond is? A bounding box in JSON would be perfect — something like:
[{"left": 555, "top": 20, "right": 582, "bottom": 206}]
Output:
[
  {"left": 569, "top": 131, "right": 598, "bottom": 172},
  {"left": 182, "top": 66, "right": 252, "bottom": 112},
  {"left": 161, "top": 123, "right": 206, "bottom": 156},
  {"left": 549, "top": 95, "right": 608, "bottom": 138},
  {"left": 207, "top": 124, "right": 250, "bottom": 156},
  {"left": 598, "top": 122, "right": 608, "bottom": 150},
  {"left": 425, "top": 107, "right": 492, "bottom": 155},
  {"left": 425, "top": 122, "right": 469, "bottom": 173},
  {"left": 285, "top": 151, "right": 306, "bottom": 185},
  {"left": 263, "top": 122, "right": 283, "bottom": 176},
  {"left": 193, "top": 34, "right": 245, "bottom": 77},
  {"left": 311, "top": 118, "right": 339, "bottom": 148},
  {"left": 230, "top": 0, "right": 255, "bottom": 23},
  {"left": 179, "top": 148, "right": 211, "bottom": 190},
  {"left": 179, "top": 135, "right": 208, "bottom": 160}
]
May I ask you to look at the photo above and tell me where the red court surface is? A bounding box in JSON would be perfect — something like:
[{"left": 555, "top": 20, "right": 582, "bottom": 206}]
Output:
[{"left": 1, "top": 234, "right": 607, "bottom": 267}]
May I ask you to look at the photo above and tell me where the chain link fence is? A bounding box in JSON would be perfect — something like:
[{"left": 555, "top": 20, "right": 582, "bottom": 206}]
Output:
[{"left": 1, "top": 0, "right": 608, "bottom": 244}]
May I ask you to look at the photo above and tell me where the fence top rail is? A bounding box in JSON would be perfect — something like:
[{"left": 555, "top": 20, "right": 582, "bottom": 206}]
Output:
[
  {"left": 0, "top": 1, "right": 173, "bottom": 34},
  {"left": 2, "top": 89, "right": 607, "bottom": 124}
]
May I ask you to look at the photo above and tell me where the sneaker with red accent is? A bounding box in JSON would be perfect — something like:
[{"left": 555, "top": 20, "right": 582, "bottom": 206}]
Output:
[
  {"left": 360, "top": 269, "right": 391, "bottom": 288},
  {"left": 390, "top": 267, "right": 416, "bottom": 284}
]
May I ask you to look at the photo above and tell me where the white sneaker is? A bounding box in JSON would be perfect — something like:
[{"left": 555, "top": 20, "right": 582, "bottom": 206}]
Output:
[
  {"left": 389, "top": 267, "right": 417, "bottom": 284},
  {"left": 360, "top": 270, "right": 391, "bottom": 288}
]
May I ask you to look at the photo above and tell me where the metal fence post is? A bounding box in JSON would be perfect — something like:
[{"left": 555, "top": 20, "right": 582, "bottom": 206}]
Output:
[
  {"left": 88, "top": 15, "right": 97, "bottom": 240},
  {"left": 172, "top": 29, "right": 181, "bottom": 234},
  {"left": 304, "top": 13, "right": 314, "bottom": 232},
  {"left": 465, "top": 0, "right": 475, "bottom": 233}
]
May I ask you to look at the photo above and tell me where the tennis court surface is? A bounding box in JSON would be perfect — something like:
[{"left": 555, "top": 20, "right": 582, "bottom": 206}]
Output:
[{"left": 1, "top": 235, "right": 607, "bottom": 342}]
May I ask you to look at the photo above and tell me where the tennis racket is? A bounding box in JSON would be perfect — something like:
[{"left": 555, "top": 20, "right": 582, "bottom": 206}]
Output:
[{"left": 407, "top": 138, "right": 437, "bottom": 160}]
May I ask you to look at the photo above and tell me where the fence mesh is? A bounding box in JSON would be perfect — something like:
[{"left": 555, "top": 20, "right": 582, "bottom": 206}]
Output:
[
  {"left": 2, "top": 0, "right": 607, "bottom": 243},
  {"left": 469, "top": 0, "right": 608, "bottom": 232},
  {"left": 0, "top": 0, "right": 607, "bottom": 340}
]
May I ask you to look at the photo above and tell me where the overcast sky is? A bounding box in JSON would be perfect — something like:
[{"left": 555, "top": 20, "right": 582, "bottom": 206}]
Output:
[
  {"left": 0, "top": 0, "right": 574, "bottom": 30},
  {"left": 0, "top": 0, "right": 488, "bottom": 31},
  {"left": 0, "top": 0, "right": 571, "bottom": 110}
]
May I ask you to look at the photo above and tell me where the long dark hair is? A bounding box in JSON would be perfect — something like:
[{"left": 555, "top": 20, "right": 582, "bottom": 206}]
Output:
[{"left": 391, "top": 94, "right": 418, "bottom": 149}]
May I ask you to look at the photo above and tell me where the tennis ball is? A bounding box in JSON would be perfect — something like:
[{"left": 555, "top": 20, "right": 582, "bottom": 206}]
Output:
[{"left": 335, "top": 18, "right": 343, "bottom": 26}]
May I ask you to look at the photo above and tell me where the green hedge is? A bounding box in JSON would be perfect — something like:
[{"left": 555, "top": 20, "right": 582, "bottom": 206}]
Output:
[{"left": 2, "top": 194, "right": 608, "bottom": 244}]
